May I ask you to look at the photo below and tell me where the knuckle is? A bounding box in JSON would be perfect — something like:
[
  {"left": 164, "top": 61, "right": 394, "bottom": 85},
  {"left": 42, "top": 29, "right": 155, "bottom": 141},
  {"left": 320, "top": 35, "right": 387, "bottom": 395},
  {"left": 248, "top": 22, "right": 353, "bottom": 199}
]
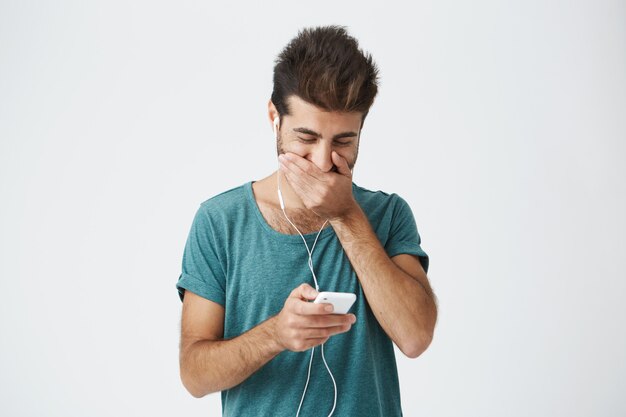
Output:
[
  {"left": 286, "top": 316, "right": 296, "bottom": 328},
  {"left": 289, "top": 331, "right": 300, "bottom": 346},
  {"left": 285, "top": 329, "right": 296, "bottom": 340},
  {"left": 297, "top": 303, "right": 306, "bottom": 315},
  {"left": 282, "top": 303, "right": 291, "bottom": 315}
]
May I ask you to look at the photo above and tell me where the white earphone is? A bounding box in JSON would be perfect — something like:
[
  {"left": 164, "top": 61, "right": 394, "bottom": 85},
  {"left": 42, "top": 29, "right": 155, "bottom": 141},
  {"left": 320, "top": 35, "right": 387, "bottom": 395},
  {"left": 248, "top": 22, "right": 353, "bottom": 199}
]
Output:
[
  {"left": 274, "top": 117, "right": 286, "bottom": 210},
  {"left": 273, "top": 116, "right": 280, "bottom": 135},
  {"left": 274, "top": 115, "right": 337, "bottom": 417}
]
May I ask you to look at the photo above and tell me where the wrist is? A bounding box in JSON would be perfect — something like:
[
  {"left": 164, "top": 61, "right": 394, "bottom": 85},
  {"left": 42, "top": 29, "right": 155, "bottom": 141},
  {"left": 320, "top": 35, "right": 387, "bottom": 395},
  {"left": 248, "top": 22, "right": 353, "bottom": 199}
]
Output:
[
  {"left": 329, "top": 201, "right": 362, "bottom": 226},
  {"left": 262, "top": 315, "right": 286, "bottom": 355}
]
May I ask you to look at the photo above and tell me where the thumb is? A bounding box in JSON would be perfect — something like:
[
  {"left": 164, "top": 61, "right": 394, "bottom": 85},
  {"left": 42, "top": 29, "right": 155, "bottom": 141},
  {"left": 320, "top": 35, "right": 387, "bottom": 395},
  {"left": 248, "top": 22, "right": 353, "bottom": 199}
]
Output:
[
  {"left": 292, "top": 282, "right": 318, "bottom": 301},
  {"left": 332, "top": 151, "right": 351, "bottom": 177}
]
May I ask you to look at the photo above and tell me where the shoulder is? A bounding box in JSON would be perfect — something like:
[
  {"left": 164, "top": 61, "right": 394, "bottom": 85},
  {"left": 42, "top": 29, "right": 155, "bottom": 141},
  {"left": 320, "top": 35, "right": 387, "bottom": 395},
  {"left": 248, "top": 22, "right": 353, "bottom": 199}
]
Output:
[
  {"left": 352, "top": 182, "right": 408, "bottom": 212},
  {"left": 192, "top": 182, "right": 250, "bottom": 229},
  {"left": 198, "top": 182, "right": 248, "bottom": 213},
  {"left": 351, "top": 182, "right": 417, "bottom": 230}
]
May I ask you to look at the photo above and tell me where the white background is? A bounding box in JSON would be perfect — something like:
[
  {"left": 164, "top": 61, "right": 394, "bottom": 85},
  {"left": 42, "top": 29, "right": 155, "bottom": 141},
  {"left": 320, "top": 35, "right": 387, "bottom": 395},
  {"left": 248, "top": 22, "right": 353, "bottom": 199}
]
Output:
[{"left": 1, "top": 1, "right": 625, "bottom": 416}]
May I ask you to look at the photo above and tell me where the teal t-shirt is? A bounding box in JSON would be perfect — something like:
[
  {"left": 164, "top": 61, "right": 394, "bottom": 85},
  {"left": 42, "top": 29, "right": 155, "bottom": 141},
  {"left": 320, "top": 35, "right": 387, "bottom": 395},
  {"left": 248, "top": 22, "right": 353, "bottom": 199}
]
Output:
[{"left": 176, "top": 181, "right": 429, "bottom": 417}]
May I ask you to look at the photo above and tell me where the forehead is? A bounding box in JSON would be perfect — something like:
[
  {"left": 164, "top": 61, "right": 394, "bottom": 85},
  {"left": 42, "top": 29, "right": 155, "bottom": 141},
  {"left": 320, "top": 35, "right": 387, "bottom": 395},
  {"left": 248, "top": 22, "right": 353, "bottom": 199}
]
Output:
[{"left": 285, "top": 95, "right": 363, "bottom": 127}]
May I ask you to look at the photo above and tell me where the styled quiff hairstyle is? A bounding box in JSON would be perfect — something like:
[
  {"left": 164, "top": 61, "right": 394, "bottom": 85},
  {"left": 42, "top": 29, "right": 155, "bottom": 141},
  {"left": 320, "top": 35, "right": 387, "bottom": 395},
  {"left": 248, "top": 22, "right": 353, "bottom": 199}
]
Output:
[{"left": 271, "top": 25, "right": 380, "bottom": 127}]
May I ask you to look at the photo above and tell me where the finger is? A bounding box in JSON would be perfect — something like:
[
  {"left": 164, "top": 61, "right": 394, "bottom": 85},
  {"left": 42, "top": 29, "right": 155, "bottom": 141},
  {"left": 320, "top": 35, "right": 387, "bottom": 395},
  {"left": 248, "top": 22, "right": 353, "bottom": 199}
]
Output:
[
  {"left": 303, "top": 323, "right": 353, "bottom": 339},
  {"left": 301, "top": 313, "right": 357, "bottom": 328},
  {"left": 294, "top": 299, "right": 336, "bottom": 315},
  {"left": 280, "top": 166, "right": 317, "bottom": 205},
  {"left": 313, "top": 337, "right": 330, "bottom": 346},
  {"left": 280, "top": 163, "right": 309, "bottom": 191},
  {"left": 331, "top": 151, "right": 351, "bottom": 177},
  {"left": 290, "top": 283, "right": 318, "bottom": 301},
  {"left": 281, "top": 153, "right": 325, "bottom": 181},
  {"left": 302, "top": 337, "right": 330, "bottom": 350}
]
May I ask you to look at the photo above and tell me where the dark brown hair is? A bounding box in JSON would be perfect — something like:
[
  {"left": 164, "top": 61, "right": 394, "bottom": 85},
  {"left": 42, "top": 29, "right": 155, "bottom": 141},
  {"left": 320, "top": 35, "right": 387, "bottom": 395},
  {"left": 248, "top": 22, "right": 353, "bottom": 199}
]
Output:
[{"left": 271, "top": 25, "right": 380, "bottom": 127}]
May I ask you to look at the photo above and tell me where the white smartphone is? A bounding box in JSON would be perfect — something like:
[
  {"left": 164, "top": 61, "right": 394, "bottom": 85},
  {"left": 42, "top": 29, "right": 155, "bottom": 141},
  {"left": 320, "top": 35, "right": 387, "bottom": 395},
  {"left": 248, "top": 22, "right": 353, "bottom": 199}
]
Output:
[{"left": 313, "top": 292, "right": 356, "bottom": 314}]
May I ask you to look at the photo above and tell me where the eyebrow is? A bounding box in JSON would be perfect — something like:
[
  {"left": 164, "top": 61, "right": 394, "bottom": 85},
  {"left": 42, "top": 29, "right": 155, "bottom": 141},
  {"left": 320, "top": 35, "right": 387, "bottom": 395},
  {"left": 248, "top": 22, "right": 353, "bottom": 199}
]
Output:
[{"left": 292, "top": 127, "right": 358, "bottom": 140}]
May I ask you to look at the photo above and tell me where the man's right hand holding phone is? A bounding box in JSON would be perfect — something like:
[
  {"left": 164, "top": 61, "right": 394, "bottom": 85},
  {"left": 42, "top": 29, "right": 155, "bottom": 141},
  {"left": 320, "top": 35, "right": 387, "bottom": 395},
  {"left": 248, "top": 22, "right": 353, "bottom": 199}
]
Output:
[{"left": 272, "top": 283, "right": 357, "bottom": 352}]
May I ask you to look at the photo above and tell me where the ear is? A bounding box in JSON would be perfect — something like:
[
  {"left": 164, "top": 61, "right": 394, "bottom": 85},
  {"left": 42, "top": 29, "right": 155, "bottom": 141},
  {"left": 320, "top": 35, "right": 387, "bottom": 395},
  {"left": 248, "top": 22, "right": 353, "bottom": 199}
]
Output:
[{"left": 268, "top": 99, "right": 279, "bottom": 130}]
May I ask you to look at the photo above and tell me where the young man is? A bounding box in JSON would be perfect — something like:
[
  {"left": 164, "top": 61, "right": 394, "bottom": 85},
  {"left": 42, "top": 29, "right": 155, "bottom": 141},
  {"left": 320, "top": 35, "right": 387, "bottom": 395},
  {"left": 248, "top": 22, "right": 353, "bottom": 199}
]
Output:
[{"left": 176, "top": 25, "right": 438, "bottom": 416}]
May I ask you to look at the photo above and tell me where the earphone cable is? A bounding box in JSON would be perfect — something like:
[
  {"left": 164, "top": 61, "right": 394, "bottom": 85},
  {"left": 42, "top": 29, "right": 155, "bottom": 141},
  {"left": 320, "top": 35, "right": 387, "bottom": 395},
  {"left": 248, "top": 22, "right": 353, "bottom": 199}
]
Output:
[
  {"left": 277, "top": 167, "right": 337, "bottom": 417},
  {"left": 277, "top": 168, "right": 328, "bottom": 291}
]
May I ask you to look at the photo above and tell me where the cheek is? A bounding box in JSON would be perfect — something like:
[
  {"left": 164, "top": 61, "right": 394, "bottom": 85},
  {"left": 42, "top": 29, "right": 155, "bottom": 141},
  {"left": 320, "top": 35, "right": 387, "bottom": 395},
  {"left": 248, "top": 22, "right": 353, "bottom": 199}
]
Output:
[
  {"left": 279, "top": 133, "right": 303, "bottom": 152},
  {"left": 336, "top": 150, "right": 355, "bottom": 163},
  {"left": 284, "top": 143, "right": 310, "bottom": 158}
]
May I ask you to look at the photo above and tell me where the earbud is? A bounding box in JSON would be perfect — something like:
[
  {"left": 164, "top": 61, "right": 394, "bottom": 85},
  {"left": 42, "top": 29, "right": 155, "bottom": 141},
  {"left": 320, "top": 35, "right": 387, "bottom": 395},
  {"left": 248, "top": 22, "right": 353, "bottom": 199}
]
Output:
[
  {"left": 273, "top": 117, "right": 280, "bottom": 137},
  {"left": 274, "top": 116, "right": 284, "bottom": 209}
]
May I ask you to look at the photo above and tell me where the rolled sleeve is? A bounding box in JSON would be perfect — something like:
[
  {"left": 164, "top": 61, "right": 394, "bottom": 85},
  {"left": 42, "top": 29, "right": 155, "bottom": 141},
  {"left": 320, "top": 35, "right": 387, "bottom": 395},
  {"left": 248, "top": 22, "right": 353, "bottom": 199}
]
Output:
[
  {"left": 176, "top": 205, "right": 226, "bottom": 305},
  {"left": 384, "top": 195, "right": 429, "bottom": 274}
]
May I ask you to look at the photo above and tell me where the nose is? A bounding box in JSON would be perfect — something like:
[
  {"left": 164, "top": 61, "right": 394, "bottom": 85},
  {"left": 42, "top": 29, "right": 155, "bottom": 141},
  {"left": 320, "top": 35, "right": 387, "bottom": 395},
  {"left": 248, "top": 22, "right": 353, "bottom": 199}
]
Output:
[{"left": 309, "top": 142, "right": 334, "bottom": 172}]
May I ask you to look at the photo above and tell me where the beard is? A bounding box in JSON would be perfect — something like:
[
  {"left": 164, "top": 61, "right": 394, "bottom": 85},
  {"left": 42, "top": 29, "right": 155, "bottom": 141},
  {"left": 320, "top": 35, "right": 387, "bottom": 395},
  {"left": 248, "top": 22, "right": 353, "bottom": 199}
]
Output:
[{"left": 276, "top": 130, "right": 358, "bottom": 173}]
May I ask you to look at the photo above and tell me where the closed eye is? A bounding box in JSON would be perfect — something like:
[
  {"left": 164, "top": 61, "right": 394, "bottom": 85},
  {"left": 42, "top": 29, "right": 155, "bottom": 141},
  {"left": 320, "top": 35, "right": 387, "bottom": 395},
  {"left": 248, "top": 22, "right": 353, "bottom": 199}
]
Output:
[{"left": 298, "top": 137, "right": 352, "bottom": 146}]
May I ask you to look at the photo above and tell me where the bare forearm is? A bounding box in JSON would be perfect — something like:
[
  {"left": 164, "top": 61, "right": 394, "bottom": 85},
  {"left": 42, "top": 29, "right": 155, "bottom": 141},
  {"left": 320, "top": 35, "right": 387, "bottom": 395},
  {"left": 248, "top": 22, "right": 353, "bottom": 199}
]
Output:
[
  {"left": 330, "top": 204, "right": 437, "bottom": 357},
  {"left": 180, "top": 316, "right": 283, "bottom": 397}
]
